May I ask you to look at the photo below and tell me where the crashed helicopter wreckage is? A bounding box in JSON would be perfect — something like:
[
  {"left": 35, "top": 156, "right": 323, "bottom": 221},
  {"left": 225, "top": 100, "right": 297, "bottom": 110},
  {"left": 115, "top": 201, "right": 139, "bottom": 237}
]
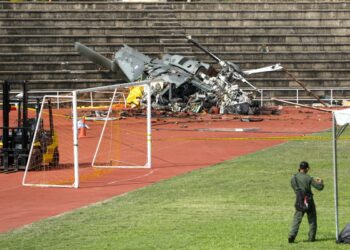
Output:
[{"left": 74, "top": 36, "right": 283, "bottom": 115}]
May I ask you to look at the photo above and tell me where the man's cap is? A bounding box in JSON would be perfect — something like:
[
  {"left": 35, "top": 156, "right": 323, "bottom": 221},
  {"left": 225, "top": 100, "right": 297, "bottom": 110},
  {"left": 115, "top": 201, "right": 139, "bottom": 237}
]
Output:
[{"left": 299, "top": 161, "right": 309, "bottom": 170}]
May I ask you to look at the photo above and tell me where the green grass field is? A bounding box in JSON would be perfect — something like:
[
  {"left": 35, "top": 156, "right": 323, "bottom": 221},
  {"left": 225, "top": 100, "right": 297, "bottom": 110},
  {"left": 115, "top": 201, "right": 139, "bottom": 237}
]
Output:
[{"left": 1, "top": 131, "right": 350, "bottom": 249}]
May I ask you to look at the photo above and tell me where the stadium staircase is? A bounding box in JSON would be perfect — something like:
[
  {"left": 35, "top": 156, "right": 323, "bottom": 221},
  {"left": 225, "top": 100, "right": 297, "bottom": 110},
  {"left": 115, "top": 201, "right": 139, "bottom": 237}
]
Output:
[{"left": 0, "top": 0, "right": 349, "bottom": 99}]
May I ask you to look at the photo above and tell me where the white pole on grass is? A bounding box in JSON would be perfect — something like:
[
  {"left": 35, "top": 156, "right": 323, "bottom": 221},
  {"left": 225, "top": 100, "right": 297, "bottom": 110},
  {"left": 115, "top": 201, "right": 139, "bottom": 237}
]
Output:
[
  {"left": 332, "top": 112, "right": 339, "bottom": 241},
  {"left": 72, "top": 91, "right": 79, "bottom": 188}
]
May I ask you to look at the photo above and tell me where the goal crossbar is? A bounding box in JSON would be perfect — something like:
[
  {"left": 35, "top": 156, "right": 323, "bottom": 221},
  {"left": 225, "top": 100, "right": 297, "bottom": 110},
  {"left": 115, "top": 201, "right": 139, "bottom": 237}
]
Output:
[
  {"left": 22, "top": 94, "right": 79, "bottom": 188},
  {"left": 22, "top": 81, "right": 152, "bottom": 188},
  {"left": 90, "top": 82, "right": 152, "bottom": 169}
]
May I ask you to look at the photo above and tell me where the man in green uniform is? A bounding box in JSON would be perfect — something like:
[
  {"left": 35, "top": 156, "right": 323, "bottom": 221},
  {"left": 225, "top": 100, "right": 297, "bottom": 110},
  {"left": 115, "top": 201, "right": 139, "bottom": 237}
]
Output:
[{"left": 288, "top": 161, "right": 324, "bottom": 243}]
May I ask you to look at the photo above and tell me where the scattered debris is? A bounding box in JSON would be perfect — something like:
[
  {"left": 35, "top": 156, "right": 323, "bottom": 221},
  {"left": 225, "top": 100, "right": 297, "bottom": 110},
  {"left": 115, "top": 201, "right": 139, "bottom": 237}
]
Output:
[
  {"left": 75, "top": 35, "right": 283, "bottom": 116},
  {"left": 81, "top": 110, "right": 118, "bottom": 121},
  {"left": 240, "top": 117, "right": 264, "bottom": 122},
  {"left": 342, "top": 100, "right": 350, "bottom": 107}
]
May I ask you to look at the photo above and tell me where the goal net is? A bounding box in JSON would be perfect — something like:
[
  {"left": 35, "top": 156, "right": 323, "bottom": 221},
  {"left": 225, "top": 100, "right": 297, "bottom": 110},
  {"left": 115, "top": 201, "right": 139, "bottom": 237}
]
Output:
[
  {"left": 22, "top": 81, "right": 151, "bottom": 188},
  {"left": 22, "top": 95, "right": 77, "bottom": 188},
  {"left": 81, "top": 83, "right": 151, "bottom": 169}
]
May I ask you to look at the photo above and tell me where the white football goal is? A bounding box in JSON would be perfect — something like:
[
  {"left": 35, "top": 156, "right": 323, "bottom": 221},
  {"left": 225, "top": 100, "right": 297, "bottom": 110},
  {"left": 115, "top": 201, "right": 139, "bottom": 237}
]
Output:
[{"left": 22, "top": 81, "right": 152, "bottom": 188}]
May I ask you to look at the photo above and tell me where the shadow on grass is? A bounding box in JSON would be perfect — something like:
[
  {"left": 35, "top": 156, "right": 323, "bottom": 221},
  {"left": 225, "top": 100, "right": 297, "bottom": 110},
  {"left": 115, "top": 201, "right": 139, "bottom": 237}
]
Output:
[{"left": 301, "top": 237, "right": 335, "bottom": 243}]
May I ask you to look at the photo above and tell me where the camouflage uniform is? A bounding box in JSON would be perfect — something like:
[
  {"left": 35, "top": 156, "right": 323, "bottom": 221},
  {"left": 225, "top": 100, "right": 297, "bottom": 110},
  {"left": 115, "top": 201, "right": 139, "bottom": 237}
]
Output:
[{"left": 288, "top": 172, "right": 324, "bottom": 242}]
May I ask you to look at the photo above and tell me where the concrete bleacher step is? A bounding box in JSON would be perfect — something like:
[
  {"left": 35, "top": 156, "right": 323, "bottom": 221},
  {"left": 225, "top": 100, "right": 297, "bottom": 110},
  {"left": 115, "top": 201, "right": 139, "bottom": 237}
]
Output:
[
  {"left": 186, "top": 34, "right": 350, "bottom": 44},
  {"left": 1, "top": 26, "right": 189, "bottom": 36},
  {"left": 180, "top": 18, "right": 350, "bottom": 27},
  {"left": 2, "top": 18, "right": 349, "bottom": 27},
  {"left": 0, "top": 18, "right": 171, "bottom": 27},
  {"left": 2, "top": 47, "right": 349, "bottom": 60},
  {"left": 144, "top": 4, "right": 191, "bottom": 55},
  {"left": 0, "top": 32, "right": 350, "bottom": 44},
  {"left": 2, "top": 51, "right": 350, "bottom": 69},
  {"left": 2, "top": 9, "right": 350, "bottom": 19},
  {"left": 4, "top": 51, "right": 348, "bottom": 62},
  {"left": 160, "top": 38, "right": 188, "bottom": 44},
  {"left": 0, "top": 70, "right": 118, "bottom": 80},
  {"left": 1, "top": 60, "right": 349, "bottom": 72},
  {"left": 1, "top": 70, "right": 348, "bottom": 89},
  {"left": 2, "top": 26, "right": 348, "bottom": 36},
  {"left": 151, "top": 22, "right": 180, "bottom": 27},
  {"left": 1, "top": 68, "right": 349, "bottom": 85},
  {"left": 243, "top": 78, "right": 350, "bottom": 88},
  {"left": 146, "top": 13, "right": 176, "bottom": 19},
  {"left": 239, "top": 60, "right": 350, "bottom": 70},
  {"left": 173, "top": 2, "right": 350, "bottom": 11},
  {"left": 0, "top": 1, "right": 349, "bottom": 92},
  {"left": 183, "top": 26, "right": 349, "bottom": 36},
  {"left": 2, "top": 1, "right": 348, "bottom": 11},
  {"left": 192, "top": 51, "right": 350, "bottom": 61},
  {"left": 144, "top": 5, "right": 171, "bottom": 10},
  {"left": 2, "top": 43, "right": 350, "bottom": 53},
  {"left": 177, "top": 10, "right": 350, "bottom": 19},
  {"left": 248, "top": 69, "right": 350, "bottom": 79},
  {"left": 157, "top": 30, "right": 186, "bottom": 35},
  {"left": 163, "top": 47, "right": 192, "bottom": 54},
  {"left": 2, "top": 68, "right": 348, "bottom": 81},
  {"left": 2, "top": 34, "right": 349, "bottom": 44},
  {"left": 0, "top": 62, "right": 98, "bottom": 71}
]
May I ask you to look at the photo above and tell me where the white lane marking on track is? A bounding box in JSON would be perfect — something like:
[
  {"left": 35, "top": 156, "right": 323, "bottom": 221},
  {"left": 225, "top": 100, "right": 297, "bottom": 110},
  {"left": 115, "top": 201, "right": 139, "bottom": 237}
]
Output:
[{"left": 107, "top": 169, "right": 157, "bottom": 185}]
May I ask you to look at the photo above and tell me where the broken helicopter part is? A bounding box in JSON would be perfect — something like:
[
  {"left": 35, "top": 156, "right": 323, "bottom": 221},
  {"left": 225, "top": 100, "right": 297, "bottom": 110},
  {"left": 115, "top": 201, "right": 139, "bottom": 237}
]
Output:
[{"left": 74, "top": 36, "right": 283, "bottom": 115}]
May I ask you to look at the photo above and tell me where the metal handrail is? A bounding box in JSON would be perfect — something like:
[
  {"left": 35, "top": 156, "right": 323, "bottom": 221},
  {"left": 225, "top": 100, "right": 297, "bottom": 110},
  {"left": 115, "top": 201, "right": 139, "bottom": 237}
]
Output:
[{"left": 240, "top": 87, "right": 350, "bottom": 106}]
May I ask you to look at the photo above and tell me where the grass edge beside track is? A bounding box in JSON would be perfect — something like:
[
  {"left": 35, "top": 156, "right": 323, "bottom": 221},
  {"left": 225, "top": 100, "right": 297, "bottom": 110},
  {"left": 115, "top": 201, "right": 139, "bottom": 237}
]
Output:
[{"left": 0, "top": 131, "right": 350, "bottom": 249}]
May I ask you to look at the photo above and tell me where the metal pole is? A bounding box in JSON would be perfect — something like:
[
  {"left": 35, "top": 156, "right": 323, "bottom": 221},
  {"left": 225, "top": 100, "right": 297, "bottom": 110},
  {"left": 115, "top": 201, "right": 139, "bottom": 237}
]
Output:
[
  {"left": 332, "top": 112, "right": 339, "bottom": 241},
  {"left": 3, "top": 81, "right": 10, "bottom": 172},
  {"left": 56, "top": 92, "right": 59, "bottom": 109},
  {"left": 330, "top": 89, "right": 333, "bottom": 107},
  {"left": 146, "top": 83, "right": 152, "bottom": 168},
  {"left": 296, "top": 89, "right": 299, "bottom": 104},
  {"left": 72, "top": 91, "right": 79, "bottom": 188},
  {"left": 90, "top": 91, "right": 93, "bottom": 107},
  {"left": 22, "top": 81, "right": 28, "bottom": 161}
]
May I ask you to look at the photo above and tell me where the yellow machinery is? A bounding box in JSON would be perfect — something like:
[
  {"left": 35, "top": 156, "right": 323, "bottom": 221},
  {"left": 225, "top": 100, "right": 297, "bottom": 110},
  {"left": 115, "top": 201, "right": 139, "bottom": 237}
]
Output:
[{"left": 0, "top": 80, "right": 59, "bottom": 172}]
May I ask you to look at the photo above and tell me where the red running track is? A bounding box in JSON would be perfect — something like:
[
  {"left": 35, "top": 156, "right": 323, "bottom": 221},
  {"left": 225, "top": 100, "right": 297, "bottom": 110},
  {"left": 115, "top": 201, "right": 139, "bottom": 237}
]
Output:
[{"left": 0, "top": 107, "right": 332, "bottom": 233}]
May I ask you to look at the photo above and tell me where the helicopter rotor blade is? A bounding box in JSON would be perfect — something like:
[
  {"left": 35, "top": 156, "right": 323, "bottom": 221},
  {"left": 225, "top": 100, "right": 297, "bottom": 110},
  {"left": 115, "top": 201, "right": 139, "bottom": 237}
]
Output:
[{"left": 74, "top": 42, "right": 117, "bottom": 72}]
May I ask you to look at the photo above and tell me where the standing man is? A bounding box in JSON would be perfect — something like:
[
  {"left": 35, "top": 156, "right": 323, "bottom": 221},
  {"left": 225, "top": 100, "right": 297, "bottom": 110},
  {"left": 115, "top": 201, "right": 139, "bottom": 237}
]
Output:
[{"left": 288, "top": 161, "right": 324, "bottom": 243}]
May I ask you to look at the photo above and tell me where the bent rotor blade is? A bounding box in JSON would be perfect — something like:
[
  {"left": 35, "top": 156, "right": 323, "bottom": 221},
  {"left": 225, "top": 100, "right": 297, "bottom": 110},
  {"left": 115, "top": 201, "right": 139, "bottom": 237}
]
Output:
[
  {"left": 74, "top": 42, "right": 117, "bottom": 72},
  {"left": 243, "top": 63, "right": 283, "bottom": 75},
  {"left": 272, "top": 98, "right": 331, "bottom": 113},
  {"left": 283, "top": 68, "right": 328, "bottom": 107}
]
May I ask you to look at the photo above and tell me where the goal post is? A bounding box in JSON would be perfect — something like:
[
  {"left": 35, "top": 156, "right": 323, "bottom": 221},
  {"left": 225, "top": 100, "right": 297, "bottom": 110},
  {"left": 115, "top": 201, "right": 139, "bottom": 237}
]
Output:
[
  {"left": 332, "top": 109, "right": 350, "bottom": 241},
  {"left": 22, "top": 81, "right": 151, "bottom": 188},
  {"left": 76, "top": 81, "right": 152, "bottom": 169},
  {"left": 22, "top": 94, "right": 79, "bottom": 188}
]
